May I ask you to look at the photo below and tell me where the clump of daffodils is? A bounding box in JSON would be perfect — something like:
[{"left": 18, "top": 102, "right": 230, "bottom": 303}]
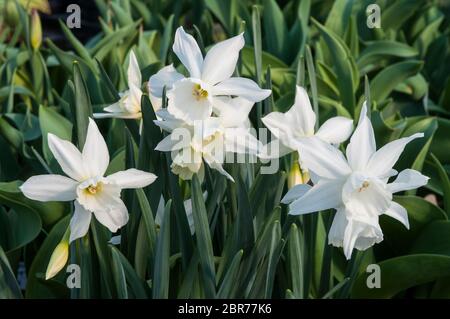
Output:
[{"left": 150, "top": 27, "right": 271, "bottom": 180}]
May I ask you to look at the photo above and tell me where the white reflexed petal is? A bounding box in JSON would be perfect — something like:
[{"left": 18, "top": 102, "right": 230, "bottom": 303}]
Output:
[
  {"left": 201, "top": 33, "right": 244, "bottom": 85},
  {"left": 346, "top": 103, "right": 375, "bottom": 171},
  {"left": 224, "top": 128, "right": 261, "bottom": 155},
  {"left": 289, "top": 179, "right": 343, "bottom": 215},
  {"left": 212, "top": 77, "right": 271, "bottom": 102},
  {"left": 82, "top": 119, "right": 110, "bottom": 178},
  {"left": 167, "top": 78, "right": 212, "bottom": 123},
  {"left": 127, "top": 50, "right": 141, "bottom": 88},
  {"left": 173, "top": 27, "right": 203, "bottom": 78},
  {"left": 203, "top": 152, "right": 234, "bottom": 182},
  {"left": 367, "top": 133, "right": 424, "bottom": 178},
  {"left": 20, "top": 175, "right": 78, "bottom": 202},
  {"left": 259, "top": 140, "right": 292, "bottom": 159},
  {"left": 69, "top": 201, "right": 92, "bottom": 243},
  {"left": 262, "top": 112, "right": 297, "bottom": 150},
  {"left": 297, "top": 136, "right": 351, "bottom": 180},
  {"left": 290, "top": 85, "right": 316, "bottom": 136},
  {"left": 93, "top": 198, "right": 129, "bottom": 233},
  {"left": 328, "top": 207, "right": 348, "bottom": 248},
  {"left": 384, "top": 201, "right": 409, "bottom": 229},
  {"left": 155, "top": 128, "right": 191, "bottom": 152},
  {"left": 281, "top": 184, "right": 312, "bottom": 204},
  {"left": 213, "top": 96, "right": 254, "bottom": 128},
  {"left": 316, "top": 116, "right": 354, "bottom": 144},
  {"left": 48, "top": 133, "right": 85, "bottom": 181},
  {"left": 388, "top": 169, "right": 429, "bottom": 193},
  {"left": 107, "top": 168, "right": 157, "bottom": 189},
  {"left": 148, "top": 64, "right": 184, "bottom": 98}
]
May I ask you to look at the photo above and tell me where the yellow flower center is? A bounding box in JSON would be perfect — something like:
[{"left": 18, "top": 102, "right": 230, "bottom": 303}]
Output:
[
  {"left": 192, "top": 83, "right": 208, "bottom": 100},
  {"left": 85, "top": 183, "right": 103, "bottom": 195},
  {"left": 358, "top": 181, "right": 370, "bottom": 193}
]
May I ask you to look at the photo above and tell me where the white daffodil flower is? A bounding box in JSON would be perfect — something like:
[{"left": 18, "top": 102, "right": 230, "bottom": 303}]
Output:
[
  {"left": 154, "top": 97, "right": 261, "bottom": 181},
  {"left": 149, "top": 26, "right": 271, "bottom": 124},
  {"left": 261, "top": 85, "right": 354, "bottom": 159},
  {"left": 94, "top": 51, "right": 144, "bottom": 120},
  {"left": 20, "top": 118, "right": 157, "bottom": 243},
  {"left": 282, "top": 103, "right": 429, "bottom": 259}
]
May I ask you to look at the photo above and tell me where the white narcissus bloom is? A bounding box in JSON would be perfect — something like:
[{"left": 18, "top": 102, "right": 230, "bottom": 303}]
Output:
[
  {"left": 154, "top": 97, "right": 261, "bottom": 181},
  {"left": 148, "top": 26, "right": 271, "bottom": 124},
  {"left": 282, "top": 103, "right": 429, "bottom": 259},
  {"left": 261, "top": 85, "right": 354, "bottom": 158},
  {"left": 94, "top": 50, "right": 144, "bottom": 120},
  {"left": 20, "top": 119, "right": 157, "bottom": 243}
]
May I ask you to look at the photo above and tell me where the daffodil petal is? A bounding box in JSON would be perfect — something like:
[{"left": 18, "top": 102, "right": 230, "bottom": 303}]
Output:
[
  {"left": 201, "top": 33, "right": 244, "bottom": 85},
  {"left": 367, "top": 133, "right": 424, "bottom": 179},
  {"left": 148, "top": 64, "right": 184, "bottom": 98},
  {"left": 289, "top": 179, "right": 343, "bottom": 215},
  {"left": 291, "top": 85, "right": 316, "bottom": 136},
  {"left": 173, "top": 26, "right": 203, "bottom": 78},
  {"left": 296, "top": 136, "right": 351, "bottom": 180},
  {"left": 212, "top": 77, "right": 271, "bottom": 102},
  {"left": 384, "top": 201, "right": 409, "bottom": 229},
  {"left": 107, "top": 168, "right": 157, "bottom": 189},
  {"left": 48, "top": 133, "right": 85, "bottom": 181},
  {"left": 20, "top": 175, "right": 78, "bottom": 201},
  {"left": 93, "top": 198, "right": 129, "bottom": 233},
  {"left": 82, "top": 119, "right": 110, "bottom": 178},
  {"left": 127, "top": 50, "right": 141, "bottom": 88},
  {"left": 281, "top": 184, "right": 312, "bottom": 204},
  {"left": 69, "top": 201, "right": 92, "bottom": 243},
  {"left": 316, "top": 116, "right": 353, "bottom": 144},
  {"left": 345, "top": 102, "right": 376, "bottom": 171},
  {"left": 387, "top": 169, "right": 429, "bottom": 193}
]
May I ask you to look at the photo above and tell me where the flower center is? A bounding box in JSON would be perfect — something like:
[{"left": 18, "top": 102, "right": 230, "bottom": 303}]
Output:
[
  {"left": 358, "top": 181, "right": 370, "bottom": 193},
  {"left": 192, "top": 84, "right": 208, "bottom": 101},
  {"left": 85, "top": 183, "right": 103, "bottom": 195}
]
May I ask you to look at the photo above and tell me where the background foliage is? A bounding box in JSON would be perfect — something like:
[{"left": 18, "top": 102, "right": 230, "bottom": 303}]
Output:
[{"left": 0, "top": 0, "right": 450, "bottom": 299}]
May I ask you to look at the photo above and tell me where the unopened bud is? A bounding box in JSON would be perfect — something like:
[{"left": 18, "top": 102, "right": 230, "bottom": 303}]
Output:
[
  {"left": 30, "top": 9, "right": 42, "bottom": 50},
  {"left": 287, "top": 162, "right": 310, "bottom": 188},
  {"left": 45, "top": 229, "right": 70, "bottom": 280}
]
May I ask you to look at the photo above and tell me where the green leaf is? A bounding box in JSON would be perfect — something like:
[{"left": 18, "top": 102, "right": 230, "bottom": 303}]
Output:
[
  {"left": 110, "top": 245, "right": 128, "bottom": 299},
  {"left": 0, "top": 244, "right": 22, "bottom": 298},
  {"left": 217, "top": 250, "right": 243, "bottom": 298},
  {"left": 191, "top": 174, "right": 216, "bottom": 298},
  {"left": 263, "top": 0, "right": 287, "bottom": 59},
  {"left": 152, "top": 200, "right": 172, "bottom": 298},
  {"left": 288, "top": 223, "right": 303, "bottom": 298},
  {"left": 357, "top": 41, "right": 418, "bottom": 70},
  {"left": 352, "top": 254, "right": 450, "bottom": 298},
  {"left": 429, "top": 154, "right": 450, "bottom": 217},
  {"left": 370, "top": 61, "right": 423, "bottom": 104},
  {"left": 72, "top": 62, "right": 93, "bottom": 149}
]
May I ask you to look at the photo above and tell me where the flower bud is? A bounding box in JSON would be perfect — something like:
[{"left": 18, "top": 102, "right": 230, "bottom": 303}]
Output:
[
  {"left": 287, "top": 162, "right": 310, "bottom": 188},
  {"left": 45, "top": 232, "right": 69, "bottom": 280},
  {"left": 30, "top": 9, "right": 42, "bottom": 50}
]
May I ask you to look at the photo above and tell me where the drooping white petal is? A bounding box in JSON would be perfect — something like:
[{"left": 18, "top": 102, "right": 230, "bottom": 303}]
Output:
[
  {"left": 154, "top": 109, "right": 186, "bottom": 133},
  {"left": 281, "top": 184, "right": 312, "bottom": 204},
  {"left": 201, "top": 33, "right": 244, "bottom": 85},
  {"left": 167, "top": 78, "right": 212, "bottom": 123},
  {"left": 328, "top": 207, "right": 348, "bottom": 248},
  {"left": 173, "top": 27, "right": 203, "bottom": 78},
  {"left": 93, "top": 198, "right": 129, "bottom": 233},
  {"left": 289, "top": 179, "right": 344, "bottom": 215},
  {"left": 69, "top": 201, "right": 92, "bottom": 243},
  {"left": 213, "top": 96, "right": 254, "bottom": 128},
  {"left": 315, "top": 116, "right": 354, "bottom": 144},
  {"left": 48, "top": 133, "right": 86, "bottom": 181},
  {"left": 341, "top": 216, "right": 383, "bottom": 259},
  {"left": 20, "top": 175, "right": 78, "bottom": 202},
  {"left": 259, "top": 140, "right": 292, "bottom": 159},
  {"left": 290, "top": 85, "right": 316, "bottom": 136},
  {"left": 367, "top": 133, "right": 424, "bottom": 179},
  {"left": 203, "top": 152, "right": 234, "bottom": 181},
  {"left": 107, "top": 168, "right": 157, "bottom": 189},
  {"left": 127, "top": 50, "right": 141, "bottom": 88},
  {"left": 345, "top": 102, "right": 376, "bottom": 171},
  {"left": 82, "top": 119, "right": 110, "bottom": 178},
  {"left": 212, "top": 77, "right": 271, "bottom": 102},
  {"left": 103, "top": 101, "right": 123, "bottom": 113},
  {"left": 155, "top": 128, "right": 192, "bottom": 152},
  {"left": 148, "top": 64, "right": 184, "bottom": 98},
  {"left": 224, "top": 128, "right": 262, "bottom": 155},
  {"left": 384, "top": 201, "right": 409, "bottom": 229},
  {"left": 296, "top": 136, "right": 351, "bottom": 180},
  {"left": 261, "top": 112, "right": 297, "bottom": 150},
  {"left": 388, "top": 169, "right": 429, "bottom": 193}
]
